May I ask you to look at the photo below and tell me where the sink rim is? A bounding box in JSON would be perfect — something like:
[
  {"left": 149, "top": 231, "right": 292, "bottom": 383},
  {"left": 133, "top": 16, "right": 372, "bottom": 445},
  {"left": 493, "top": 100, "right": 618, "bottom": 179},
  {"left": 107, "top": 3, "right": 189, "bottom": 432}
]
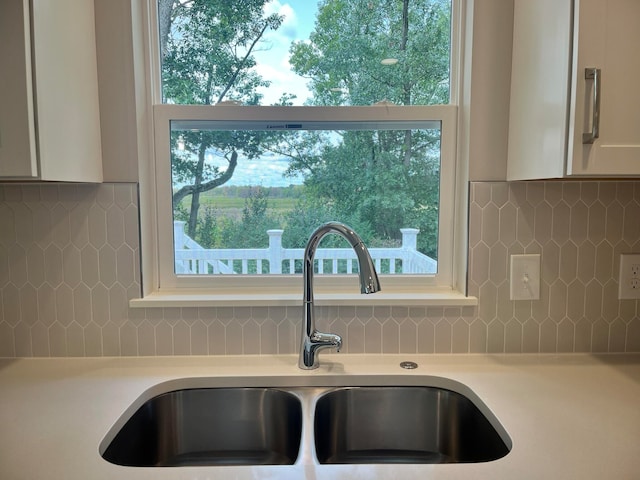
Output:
[{"left": 99, "top": 374, "right": 512, "bottom": 466}]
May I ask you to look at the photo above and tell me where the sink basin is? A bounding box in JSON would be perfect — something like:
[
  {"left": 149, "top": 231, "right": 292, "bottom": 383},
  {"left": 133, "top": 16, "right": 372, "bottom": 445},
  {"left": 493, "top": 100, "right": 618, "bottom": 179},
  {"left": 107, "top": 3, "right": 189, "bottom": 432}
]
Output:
[
  {"left": 101, "top": 388, "right": 302, "bottom": 467},
  {"left": 314, "top": 386, "right": 509, "bottom": 464},
  {"left": 101, "top": 379, "right": 510, "bottom": 468}
]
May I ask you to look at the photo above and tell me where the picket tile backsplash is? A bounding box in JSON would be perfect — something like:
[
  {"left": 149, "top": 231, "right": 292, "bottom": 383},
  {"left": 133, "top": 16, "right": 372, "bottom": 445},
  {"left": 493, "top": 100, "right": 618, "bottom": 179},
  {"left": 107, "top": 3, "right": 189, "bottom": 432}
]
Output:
[{"left": 0, "top": 181, "right": 638, "bottom": 357}]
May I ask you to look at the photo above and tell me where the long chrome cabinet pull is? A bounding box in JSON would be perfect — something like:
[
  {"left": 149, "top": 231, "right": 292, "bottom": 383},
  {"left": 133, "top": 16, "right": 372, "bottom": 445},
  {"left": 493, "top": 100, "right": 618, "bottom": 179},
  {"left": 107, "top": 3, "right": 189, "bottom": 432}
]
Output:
[{"left": 583, "top": 67, "right": 601, "bottom": 144}]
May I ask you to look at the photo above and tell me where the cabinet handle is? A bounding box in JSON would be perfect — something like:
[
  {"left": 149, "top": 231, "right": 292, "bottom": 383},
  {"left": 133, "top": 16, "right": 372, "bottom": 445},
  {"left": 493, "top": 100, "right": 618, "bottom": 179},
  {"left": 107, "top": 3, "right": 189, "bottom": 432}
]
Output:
[{"left": 582, "top": 67, "right": 601, "bottom": 144}]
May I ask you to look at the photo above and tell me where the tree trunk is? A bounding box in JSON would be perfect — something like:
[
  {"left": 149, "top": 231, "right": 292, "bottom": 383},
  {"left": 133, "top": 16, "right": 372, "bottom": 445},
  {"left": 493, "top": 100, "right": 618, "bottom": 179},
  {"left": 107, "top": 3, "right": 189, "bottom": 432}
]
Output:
[
  {"left": 401, "top": 0, "right": 412, "bottom": 166},
  {"left": 187, "top": 142, "right": 207, "bottom": 237},
  {"left": 157, "top": 0, "right": 174, "bottom": 60},
  {"left": 186, "top": 19, "right": 272, "bottom": 233}
]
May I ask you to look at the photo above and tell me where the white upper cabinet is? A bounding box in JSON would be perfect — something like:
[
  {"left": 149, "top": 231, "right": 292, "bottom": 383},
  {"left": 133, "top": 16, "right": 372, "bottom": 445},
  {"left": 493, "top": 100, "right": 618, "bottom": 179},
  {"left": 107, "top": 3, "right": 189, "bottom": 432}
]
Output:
[
  {"left": 0, "top": 0, "right": 102, "bottom": 182},
  {"left": 508, "top": 0, "right": 640, "bottom": 179}
]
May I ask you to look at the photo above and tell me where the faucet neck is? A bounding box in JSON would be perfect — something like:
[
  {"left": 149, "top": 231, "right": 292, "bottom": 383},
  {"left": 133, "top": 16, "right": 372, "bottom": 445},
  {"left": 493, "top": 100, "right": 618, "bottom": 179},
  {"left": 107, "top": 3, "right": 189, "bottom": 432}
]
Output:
[{"left": 302, "top": 222, "right": 381, "bottom": 298}]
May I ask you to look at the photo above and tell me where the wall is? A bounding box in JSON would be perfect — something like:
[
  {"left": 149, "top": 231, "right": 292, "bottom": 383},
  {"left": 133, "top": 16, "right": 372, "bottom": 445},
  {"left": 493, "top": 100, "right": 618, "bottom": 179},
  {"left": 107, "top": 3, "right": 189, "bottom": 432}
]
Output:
[
  {"left": 0, "top": 184, "right": 139, "bottom": 356},
  {"left": 1, "top": 1, "right": 638, "bottom": 356},
  {"left": 1, "top": 180, "right": 638, "bottom": 357},
  {"left": 91, "top": 0, "right": 515, "bottom": 183},
  {"left": 469, "top": 181, "right": 640, "bottom": 352}
]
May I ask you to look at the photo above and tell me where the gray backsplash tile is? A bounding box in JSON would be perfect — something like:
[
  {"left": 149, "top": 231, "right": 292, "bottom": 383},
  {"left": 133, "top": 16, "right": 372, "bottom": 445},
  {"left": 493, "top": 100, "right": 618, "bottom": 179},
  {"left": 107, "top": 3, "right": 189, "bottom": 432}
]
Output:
[{"left": 0, "top": 181, "right": 638, "bottom": 357}]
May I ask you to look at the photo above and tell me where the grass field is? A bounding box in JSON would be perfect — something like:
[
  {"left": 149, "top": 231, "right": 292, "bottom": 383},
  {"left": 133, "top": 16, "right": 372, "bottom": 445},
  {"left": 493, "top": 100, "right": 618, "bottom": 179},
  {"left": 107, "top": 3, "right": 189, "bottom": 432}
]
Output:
[
  {"left": 176, "top": 187, "right": 301, "bottom": 221},
  {"left": 194, "top": 195, "right": 299, "bottom": 210}
]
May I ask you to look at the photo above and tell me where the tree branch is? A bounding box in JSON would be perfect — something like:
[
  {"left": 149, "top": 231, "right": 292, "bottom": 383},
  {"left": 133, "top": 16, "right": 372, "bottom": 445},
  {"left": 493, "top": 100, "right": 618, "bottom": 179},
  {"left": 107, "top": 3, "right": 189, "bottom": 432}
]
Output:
[
  {"left": 172, "top": 150, "right": 239, "bottom": 205},
  {"left": 216, "top": 21, "right": 272, "bottom": 103}
]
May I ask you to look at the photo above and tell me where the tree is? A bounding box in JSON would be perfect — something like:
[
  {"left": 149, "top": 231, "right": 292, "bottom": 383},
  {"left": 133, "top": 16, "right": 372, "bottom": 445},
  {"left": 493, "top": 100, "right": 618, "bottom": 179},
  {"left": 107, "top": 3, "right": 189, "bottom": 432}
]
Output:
[
  {"left": 160, "top": 0, "right": 451, "bottom": 262},
  {"left": 286, "top": 0, "right": 450, "bottom": 258},
  {"left": 289, "top": 0, "right": 450, "bottom": 107},
  {"left": 160, "top": 0, "right": 283, "bottom": 236},
  {"left": 222, "top": 187, "right": 281, "bottom": 249}
]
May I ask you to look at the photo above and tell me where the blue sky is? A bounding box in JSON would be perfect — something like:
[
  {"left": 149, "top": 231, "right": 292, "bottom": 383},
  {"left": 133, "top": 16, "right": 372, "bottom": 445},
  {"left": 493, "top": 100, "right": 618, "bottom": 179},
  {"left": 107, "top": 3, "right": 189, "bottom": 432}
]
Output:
[{"left": 253, "top": 0, "right": 319, "bottom": 105}]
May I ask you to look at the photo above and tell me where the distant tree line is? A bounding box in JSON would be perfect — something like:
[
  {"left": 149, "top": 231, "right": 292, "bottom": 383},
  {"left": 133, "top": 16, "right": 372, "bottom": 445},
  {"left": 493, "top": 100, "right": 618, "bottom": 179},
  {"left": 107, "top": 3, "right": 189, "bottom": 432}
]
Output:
[{"left": 200, "top": 184, "right": 305, "bottom": 199}]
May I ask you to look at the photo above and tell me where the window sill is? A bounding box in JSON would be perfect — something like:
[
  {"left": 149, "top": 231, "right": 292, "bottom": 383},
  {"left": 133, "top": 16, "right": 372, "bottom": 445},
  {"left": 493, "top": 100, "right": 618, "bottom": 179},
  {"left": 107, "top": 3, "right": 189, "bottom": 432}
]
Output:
[{"left": 129, "top": 289, "right": 477, "bottom": 308}]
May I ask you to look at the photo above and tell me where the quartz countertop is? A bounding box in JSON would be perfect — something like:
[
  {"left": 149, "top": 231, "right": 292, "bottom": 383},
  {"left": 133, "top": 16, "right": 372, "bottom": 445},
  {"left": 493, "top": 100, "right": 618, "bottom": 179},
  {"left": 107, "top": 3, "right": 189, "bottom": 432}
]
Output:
[{"left": 0, "top": 353, "right": 639, "bottom": 479}]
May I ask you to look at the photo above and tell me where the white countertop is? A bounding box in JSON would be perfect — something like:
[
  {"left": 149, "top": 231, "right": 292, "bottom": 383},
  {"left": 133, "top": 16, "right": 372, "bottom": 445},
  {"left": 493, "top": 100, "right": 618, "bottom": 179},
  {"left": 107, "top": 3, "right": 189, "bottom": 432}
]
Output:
[{"left": 0, "top": 353, "right": 639, "bottom": 479}]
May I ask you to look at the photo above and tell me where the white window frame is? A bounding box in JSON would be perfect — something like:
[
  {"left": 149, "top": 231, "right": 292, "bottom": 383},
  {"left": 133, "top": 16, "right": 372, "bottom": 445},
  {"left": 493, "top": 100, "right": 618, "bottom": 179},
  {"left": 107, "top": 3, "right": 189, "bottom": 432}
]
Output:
[{"left": 132, "top": 0, "right": 474, "bottom": 307}]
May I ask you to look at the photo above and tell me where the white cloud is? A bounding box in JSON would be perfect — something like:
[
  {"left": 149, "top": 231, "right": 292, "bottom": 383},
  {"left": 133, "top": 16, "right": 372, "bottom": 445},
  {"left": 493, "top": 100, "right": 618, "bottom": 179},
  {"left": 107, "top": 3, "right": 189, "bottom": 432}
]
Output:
[
  {"left": 264, "top": 1, "right": 298, "bottom": 35},
  {"left": 252, "top": 1, "right": 312, "bottom": 105}
]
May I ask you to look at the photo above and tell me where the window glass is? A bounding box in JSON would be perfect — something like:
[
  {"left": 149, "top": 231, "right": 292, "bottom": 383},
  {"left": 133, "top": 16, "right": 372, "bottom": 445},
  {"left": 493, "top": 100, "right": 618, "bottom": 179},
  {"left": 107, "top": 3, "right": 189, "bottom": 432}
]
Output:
[
  {"left": 158, "top": 0, "right": 451, "bottom": 107},
  {"left": 170, "top": 122, "right": 441, "bottom": 275},
  {"left": 154, "top": 0, "right": 454, "bottom": 283}
]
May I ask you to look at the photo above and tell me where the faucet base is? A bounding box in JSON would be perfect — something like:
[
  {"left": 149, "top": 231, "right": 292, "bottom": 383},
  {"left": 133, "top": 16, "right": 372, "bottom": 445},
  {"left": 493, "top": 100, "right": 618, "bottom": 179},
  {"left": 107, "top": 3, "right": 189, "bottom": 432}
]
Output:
[{"left": 299, "top": 331, "right": 342, "bottom": 369}]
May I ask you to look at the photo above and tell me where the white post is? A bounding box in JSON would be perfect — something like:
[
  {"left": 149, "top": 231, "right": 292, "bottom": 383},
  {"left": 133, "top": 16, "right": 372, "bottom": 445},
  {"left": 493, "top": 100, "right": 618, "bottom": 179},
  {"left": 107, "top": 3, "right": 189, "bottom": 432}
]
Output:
[
  {"left": 173, "top": 221, "right": 187, "bottom": 272},
  {"left": 174, "top": 221, "right": 187, "bottom": 248},
  {"left": 267, "top": 229, "right": 284, "bottom": 274},
  {"left": 400, "top": 228, "right": 419, "bottom": 250},
  {"left": 400, "top": 228, "right": 419, "bottom": 274}
]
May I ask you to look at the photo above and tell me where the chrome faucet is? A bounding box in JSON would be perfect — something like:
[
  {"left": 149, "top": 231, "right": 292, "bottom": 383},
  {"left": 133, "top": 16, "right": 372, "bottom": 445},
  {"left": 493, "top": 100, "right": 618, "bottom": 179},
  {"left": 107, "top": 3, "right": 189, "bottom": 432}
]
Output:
[{"left": 299, "top": 222, "right": 381, "bottom": 369}]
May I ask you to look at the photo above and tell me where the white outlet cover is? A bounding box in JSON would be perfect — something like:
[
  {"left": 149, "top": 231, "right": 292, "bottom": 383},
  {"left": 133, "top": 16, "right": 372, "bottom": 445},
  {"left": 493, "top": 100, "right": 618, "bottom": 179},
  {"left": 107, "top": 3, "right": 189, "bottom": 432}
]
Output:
[
  {"left": 618, "top": 253, "right": 640, "bottom": 300},
  {"left": 510, "top": 254, "right": 541, "bottom": 300}
]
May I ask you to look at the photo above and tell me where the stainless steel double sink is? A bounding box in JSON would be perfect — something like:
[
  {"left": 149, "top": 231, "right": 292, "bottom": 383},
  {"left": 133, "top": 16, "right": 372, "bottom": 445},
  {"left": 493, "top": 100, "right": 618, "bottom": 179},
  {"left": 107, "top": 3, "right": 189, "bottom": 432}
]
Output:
[{"left": 100, "top": 379, "right": 511, "bottom": 467}]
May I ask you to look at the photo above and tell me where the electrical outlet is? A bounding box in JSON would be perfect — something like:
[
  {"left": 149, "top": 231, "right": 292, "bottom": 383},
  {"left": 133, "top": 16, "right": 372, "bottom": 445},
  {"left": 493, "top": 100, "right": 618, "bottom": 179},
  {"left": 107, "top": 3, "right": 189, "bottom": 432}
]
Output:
[
  {"left": 619, "top": 254, "right": 640, "bottom": 299},
  {"left": 510, "top": 254, "right": 541, "bottom": 300}
]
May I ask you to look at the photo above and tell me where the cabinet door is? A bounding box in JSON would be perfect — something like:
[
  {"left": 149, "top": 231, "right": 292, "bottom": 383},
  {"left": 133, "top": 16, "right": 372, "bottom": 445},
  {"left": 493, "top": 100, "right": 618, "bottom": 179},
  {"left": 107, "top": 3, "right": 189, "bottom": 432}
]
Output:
[
  {"left": 0, "top": 0, "right": 38, "bottom": 178},
  {"left": 31, "top": 0, "right": 103, "bottom": 182},
  {"left": 568, "top": 0, "right": 640, "bottom": 175},
  {"left": 507, "top": 0, "right": 573, "bottom": 180}
]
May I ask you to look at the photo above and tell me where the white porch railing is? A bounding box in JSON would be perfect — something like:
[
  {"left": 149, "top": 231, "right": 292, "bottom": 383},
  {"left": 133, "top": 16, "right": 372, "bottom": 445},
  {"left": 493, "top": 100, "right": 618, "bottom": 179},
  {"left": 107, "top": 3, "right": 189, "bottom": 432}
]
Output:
[{"left": 173, "top": 221, "right": 437, "bottom": 275}]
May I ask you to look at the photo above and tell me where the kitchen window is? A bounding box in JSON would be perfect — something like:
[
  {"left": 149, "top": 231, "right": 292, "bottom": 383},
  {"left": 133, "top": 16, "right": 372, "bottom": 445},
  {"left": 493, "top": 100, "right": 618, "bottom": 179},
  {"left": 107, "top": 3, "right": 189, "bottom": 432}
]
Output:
[{"left": 137, "top": 0, "right": 469, "bottom": 304}]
